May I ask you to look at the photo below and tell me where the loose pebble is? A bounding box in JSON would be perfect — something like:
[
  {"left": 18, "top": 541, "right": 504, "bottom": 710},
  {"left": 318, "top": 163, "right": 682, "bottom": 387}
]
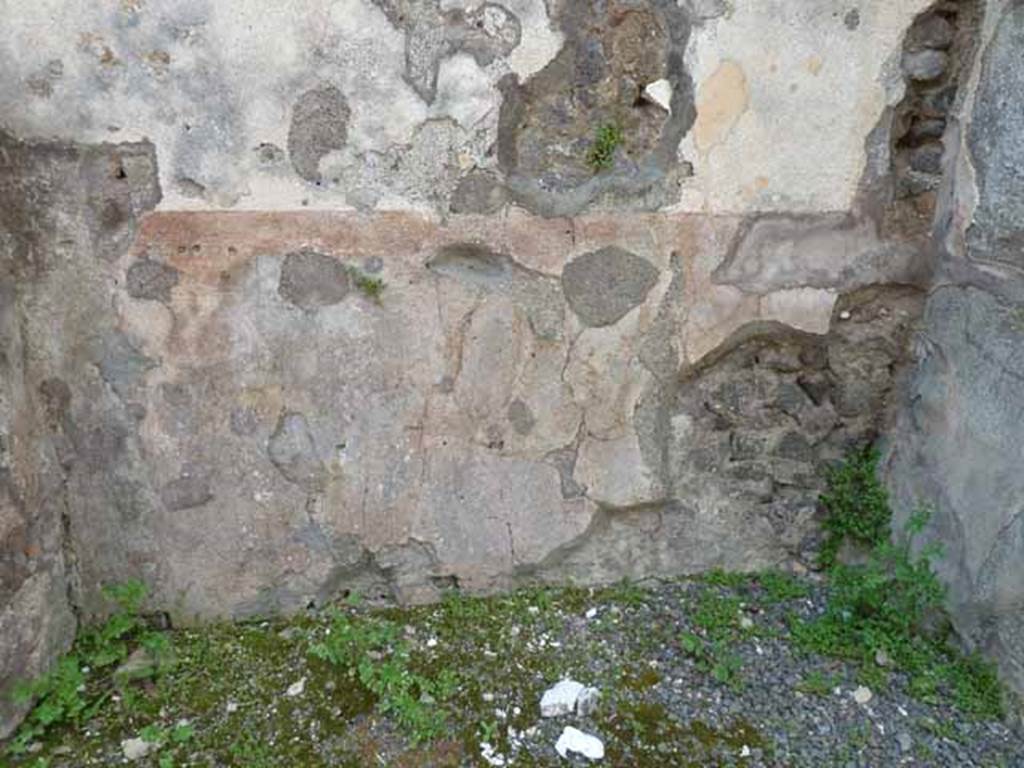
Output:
[
  {"left": 121, "top": 737, "right": 155, "bottom": 761},
  {"left": 852, "top": 685, "right": 873, "bottom": 705},
  {"left": 555, "top": 726, "right": 605, "bottom": 761},
  {"left": 285, "top": 677, "right": 306, "bottom": 697}
]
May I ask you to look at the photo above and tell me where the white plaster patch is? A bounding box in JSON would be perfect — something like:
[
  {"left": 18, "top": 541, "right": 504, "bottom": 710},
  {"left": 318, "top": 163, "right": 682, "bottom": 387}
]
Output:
[
  {"left": 432, "top": 54, "right": 500, "bottom": 129},
  {"left": 674, "top": 0, "right": 935, "bottom": 214},
  {"left": 500, "top": 0, "right": 562, "bottom": 79},
  {"left": 760, "top": 288, "right": 837, "bottom": 335}
]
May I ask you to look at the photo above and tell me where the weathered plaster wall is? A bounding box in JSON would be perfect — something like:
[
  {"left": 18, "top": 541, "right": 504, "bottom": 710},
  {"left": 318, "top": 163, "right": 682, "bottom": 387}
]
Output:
[
  {"left": 1, "top": 0, "right": 1019, "bottom": 736},
  {"left": 1, "top": 0, "right": 936, "bottom": 215}
]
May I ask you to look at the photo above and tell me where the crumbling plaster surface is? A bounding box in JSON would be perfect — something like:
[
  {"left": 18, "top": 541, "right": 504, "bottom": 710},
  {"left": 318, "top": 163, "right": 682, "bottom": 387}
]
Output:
[
  {"left": 4, "top": 202, "right": 922, "bottom": 633},
  {"left": 1, "top": 0, "right": 933, "bottom": 215}
]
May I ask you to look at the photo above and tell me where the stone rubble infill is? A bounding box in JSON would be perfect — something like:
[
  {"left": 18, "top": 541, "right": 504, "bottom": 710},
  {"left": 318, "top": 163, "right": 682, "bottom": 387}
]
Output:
[{"left": 555, "top": 726, "right": 605, "bottom": 761}]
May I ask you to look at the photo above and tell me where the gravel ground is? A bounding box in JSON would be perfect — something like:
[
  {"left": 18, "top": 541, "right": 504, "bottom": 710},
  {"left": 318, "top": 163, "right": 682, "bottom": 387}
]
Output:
[{"left": 6, "top": 574, "right": 1023, "bottom": 767}]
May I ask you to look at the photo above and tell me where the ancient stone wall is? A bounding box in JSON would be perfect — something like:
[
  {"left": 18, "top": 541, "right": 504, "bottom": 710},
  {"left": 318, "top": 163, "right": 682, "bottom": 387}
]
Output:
[
  {"left": 0, "top": 132, "right": 161, "bottom": 734},
  {"left": 0, "top": 0, "right": 1019, "bottom": 736},
  {"left": 885, "top": 0, "right": 1024, "bottom": 698}
]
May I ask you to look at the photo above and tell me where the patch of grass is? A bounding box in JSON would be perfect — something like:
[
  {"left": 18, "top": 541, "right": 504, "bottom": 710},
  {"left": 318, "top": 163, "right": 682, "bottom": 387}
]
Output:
[
  {"left": 818, "top": 446, "right": 891, "bottom": 568},
  {"left": 7, "top": 580, "right": 173, "bottom": 757},
  {"left": 796, "top": 670, "right": 839, "bottom": 697},
  {"left": 309, "top": 607, "right": 459, "bottom": 744},
  {"left": 587, "top": 122, "right": 623, "bottom": 172},
  {"left": 605, "top": 578, "right": 649, "bottom": 607},
  {"left": 228, "top": 733, "right": 274, "bottom": 768},
  {"left": 754, "top": 571, "right": 810, "bottom": 603},
  {"left": 682, "top": 595, "right": 748, "bottom": 691},
  {"left": 692, "top": 591, "right": 743, "bottom": 643},
  {"left": 702, "top": 568, "right": 750, "bottom": 590},
  {"left": 791, "top": 450, "right": 1007, "bottom": 719},
  {"left": 710, "top": 650, "right": 744, "bottom": 689},
  {"left": 679, "top": 631, "right": 703, "bottom": 659}
]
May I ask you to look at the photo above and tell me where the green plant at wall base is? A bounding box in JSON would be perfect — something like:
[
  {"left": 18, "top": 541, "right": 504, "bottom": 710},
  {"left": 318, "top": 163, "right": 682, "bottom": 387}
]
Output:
[
  {"left": 792, "top": 451, "right": 1006, "bottom": 719},
  {"left": 309, "top": 608, "right": 459, "bottom": 744},
  {"left": 6, "top": 580, "right": 173, "bottom": 756},
  {"left": 818, "top": 446, "right": 892, "bottom": 568},
  {"left": 587, "top": 123, "right": 624, "bottom": 172}
]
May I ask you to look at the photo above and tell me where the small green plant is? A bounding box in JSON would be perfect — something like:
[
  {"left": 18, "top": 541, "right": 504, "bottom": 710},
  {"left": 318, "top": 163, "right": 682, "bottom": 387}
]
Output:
[
  {"left": 478, "top": 718, "right": 499, "bottom": 743},
  {"left": 1009, "top": 306, "right": 1024, "bottom": 333},
  {"left": 755, "top": 571, "right": 809, "bottom": 602},
  {"left": 679, "top": 631, "right": 704, "bottom": 659},
  {"left": 310, "top": 608, "right": 459, "bottom": 744},
  {"left": 710, "top": 650, "right": 744, "bottom": 690},
  {"left": 792, "top": 449, "right": 1006, "bottom": 718},
  {"left": 7, "top": 580, "right": 172, "bottom": 756},
  {"left": 702, "top": 569, "right": 750, "bottom": 590},
  {"left": 587, "top": 122, "right": 623, "bottom": 172},
  {"left": 349, "top": 270, "right": 385, "bottom": 302},
  {"left": 693, "top": 591, "right": 742, "bottom": 642},
  {"left": 818, "top": 446, "right": 891, "bottom": 567},
  {"left": 607, "top": 579, "right": 648, "bottom": 607},
  {"left": 228, "top": 733, "right": 274, "bottom": 768},
  {"left": 796, "top": 670, "right": 839, "bottom": 697}
]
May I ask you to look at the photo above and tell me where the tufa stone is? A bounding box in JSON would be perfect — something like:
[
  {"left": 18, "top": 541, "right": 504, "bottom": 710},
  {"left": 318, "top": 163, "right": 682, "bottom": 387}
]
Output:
[{"left": 902, "top": 50, "right": 949, "bottom": 82}]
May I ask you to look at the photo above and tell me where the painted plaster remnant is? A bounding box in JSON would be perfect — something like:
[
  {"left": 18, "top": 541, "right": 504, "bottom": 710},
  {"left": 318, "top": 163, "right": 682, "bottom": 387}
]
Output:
[
  {"left": 0, "top": 0, "right": 559, "bottom": 212},
  {"left": 692, "top": 59, "right": 748, "bottom": 153},
  {"left": 676, "top": 0, "right": 936, "bottom": 212}
]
